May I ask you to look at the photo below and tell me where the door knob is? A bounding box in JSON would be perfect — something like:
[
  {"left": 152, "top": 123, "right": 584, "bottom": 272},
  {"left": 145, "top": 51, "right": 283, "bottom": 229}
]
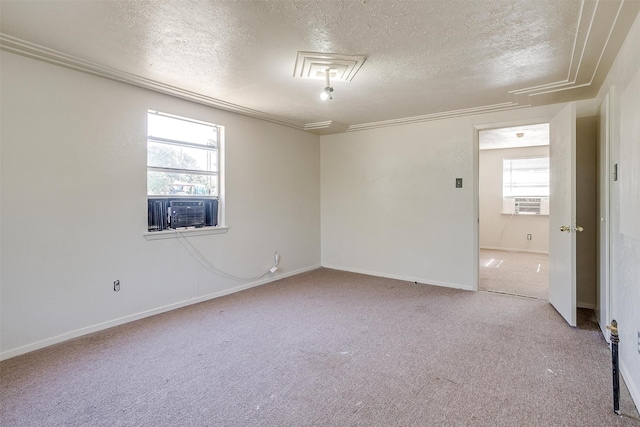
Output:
[
  {"left": 574, "top": 225, "right": 584, "bottom": 232},
  {"left": 560, "top": 225, "right": 571, "bottom": 232}
]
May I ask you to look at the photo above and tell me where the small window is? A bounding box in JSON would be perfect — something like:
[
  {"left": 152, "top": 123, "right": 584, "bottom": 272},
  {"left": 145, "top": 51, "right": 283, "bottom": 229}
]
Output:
[
  {"left": 147, "top": 111, "right": 222, "bottom": 231},
  {"left": 503, "top": 157, "right": 549, "bottom": 214}
]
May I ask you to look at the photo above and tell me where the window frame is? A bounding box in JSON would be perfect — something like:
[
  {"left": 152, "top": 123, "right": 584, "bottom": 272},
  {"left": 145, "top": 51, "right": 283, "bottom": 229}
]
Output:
[
  {"left": 502, "top": 156, "right": 550, "bottom": 215},
  {"left": 147, "top": 110, "right": 220, "bottom": 198},
  {"left": 145, "top": 110, "right": 226, "bottom": 237}
]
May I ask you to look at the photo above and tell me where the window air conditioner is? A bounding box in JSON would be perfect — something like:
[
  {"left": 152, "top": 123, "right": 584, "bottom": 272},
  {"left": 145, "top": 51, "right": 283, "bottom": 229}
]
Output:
[
  {"left": 514, "top": 197, "right": 542, "bottom": 214},
  {"left": 148, "top": 199, "right": 218, "bottom": 231},
  {"left": 169, "top": 200, "right": 206, "bottom": 228}
]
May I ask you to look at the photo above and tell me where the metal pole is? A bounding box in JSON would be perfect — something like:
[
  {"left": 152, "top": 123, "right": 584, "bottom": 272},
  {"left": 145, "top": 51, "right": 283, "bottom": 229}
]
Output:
[{"left": 606, "top": 320, "right": 621, "bottom": 415}]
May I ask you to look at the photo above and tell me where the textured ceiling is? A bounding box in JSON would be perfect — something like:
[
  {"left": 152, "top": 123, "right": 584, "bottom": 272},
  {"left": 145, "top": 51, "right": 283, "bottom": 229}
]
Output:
[
  {"left": 479, "top": 124, "right": 549, "bottom": 150},
  {"left": 1, "top": 0, "right": 639, "bottom": 134}
]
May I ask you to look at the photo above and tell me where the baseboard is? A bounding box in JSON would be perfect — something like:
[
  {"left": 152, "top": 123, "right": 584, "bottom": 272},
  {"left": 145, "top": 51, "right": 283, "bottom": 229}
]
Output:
[
  {"left": 577, "top": 302, "right": 596, "bottom": 310},
  {"left": 480, "top": 246, "right": 549, "bottom": 255},
  {"left": 0, "top": 264, "right": 321, "bottom": 361},
  {"left": 621, "top": 360, "right": 640, "bottom": 414},
  {"left": 320, "top": 263, "right": 473, "bottom": 291}
]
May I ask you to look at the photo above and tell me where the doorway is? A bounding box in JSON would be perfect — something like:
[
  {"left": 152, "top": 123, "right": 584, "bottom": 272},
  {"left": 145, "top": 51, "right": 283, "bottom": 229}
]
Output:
[{"left": 478, "top": 124, "right": 550, "bottom": 300}]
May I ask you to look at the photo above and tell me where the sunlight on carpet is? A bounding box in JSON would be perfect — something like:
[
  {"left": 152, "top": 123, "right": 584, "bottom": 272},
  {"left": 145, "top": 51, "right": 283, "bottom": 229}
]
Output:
[{"left": 479, "top": 249, "right": 548, "bottom": 300}]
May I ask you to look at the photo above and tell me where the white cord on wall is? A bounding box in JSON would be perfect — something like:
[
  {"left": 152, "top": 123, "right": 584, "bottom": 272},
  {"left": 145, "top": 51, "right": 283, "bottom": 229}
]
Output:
[
  {"left": 173, "top": 228, "right": 279, "bottom": 281},
  {"left": 497, "top": 212, "right": 515, "bottom": 251},
  {"left": 496, "top": 212, "right": 536, "bottom": 253}
]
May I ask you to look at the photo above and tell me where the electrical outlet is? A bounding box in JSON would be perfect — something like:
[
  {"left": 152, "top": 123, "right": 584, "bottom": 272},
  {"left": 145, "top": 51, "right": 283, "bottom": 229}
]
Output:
[
  {"left": 114, "top": 280, "right": 120, "bottom": 292},
  {"left": 527, "top": 234, "right": 532, "bottom": 240}
]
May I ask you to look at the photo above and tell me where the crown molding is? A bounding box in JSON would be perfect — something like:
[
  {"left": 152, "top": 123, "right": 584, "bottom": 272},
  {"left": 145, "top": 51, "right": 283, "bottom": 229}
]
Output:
[
  {"left": 304, "top": 121, "right": 349, "bottom": 135},
  {"left": 508, "top": 0, "right": 628, "bottom": 104},
  {"left": 347, "top": 0, "right": 633, "bottom": 134},
  {"left": 1, "top": 0, "right": 632, "bottom": 137},
  {"left": 0, "top": 34, "right": 307, "bottom": 132},
  {"left": 345, "top": 102, "right": 527, "bottom": 133}
]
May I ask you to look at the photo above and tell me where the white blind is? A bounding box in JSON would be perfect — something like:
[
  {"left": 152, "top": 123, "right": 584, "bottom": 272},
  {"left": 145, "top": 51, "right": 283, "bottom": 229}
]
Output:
[{"left": 503, "top": 157, "right": 549, "bottom": 198}]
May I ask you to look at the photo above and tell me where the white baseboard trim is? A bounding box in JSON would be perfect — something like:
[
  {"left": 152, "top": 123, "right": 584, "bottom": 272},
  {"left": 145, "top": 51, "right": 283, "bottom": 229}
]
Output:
[
  {"left": 621, "top": 360, "right": 640, "bottom": 414},
  {"left": 480, "top": 246, "right": 549, "bottom": 255},
  {"left": 0, "top": 264, "right": 321, "bottom": 361},
  {"left": 320, "top": 263, "right": 473, "bottom": 291},
  {"left": 577, "top": 302, "right": 596, "bottom": 310}
]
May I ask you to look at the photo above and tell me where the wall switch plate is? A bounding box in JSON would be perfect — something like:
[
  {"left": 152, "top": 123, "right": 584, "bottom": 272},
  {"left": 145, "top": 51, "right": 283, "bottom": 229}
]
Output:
[
  {"left": 637, "top": 331, "right": 640, "bottom": 354},
  {"left": 455, "top": 178, "right": 463, "bottom": 188}
]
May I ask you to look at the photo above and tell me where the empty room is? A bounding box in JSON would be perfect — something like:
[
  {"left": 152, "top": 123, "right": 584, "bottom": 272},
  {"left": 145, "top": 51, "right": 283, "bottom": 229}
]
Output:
[{"left": 2, "top": 1, "right": 640, "bottom": 426}]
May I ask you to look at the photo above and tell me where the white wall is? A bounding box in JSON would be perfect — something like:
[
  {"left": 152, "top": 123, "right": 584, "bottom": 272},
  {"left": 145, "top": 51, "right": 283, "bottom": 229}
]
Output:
[
  {"left": 479, "top": 145, "right": 550, "bottom": 253},
  {"left": 595, "top": 12, "right": 640, "bottom": 411},
  {"left": 3, "top": 16, "right": 637, "bottom": 408},
  {"left": 320, "top": 120, "right": 474, "bottom": 288},
  {"left": 0, "top": 51, "right": 321, "bottom": 359},
  {"left": 320, "top": 104, "right": 568, "bottom": 290}
]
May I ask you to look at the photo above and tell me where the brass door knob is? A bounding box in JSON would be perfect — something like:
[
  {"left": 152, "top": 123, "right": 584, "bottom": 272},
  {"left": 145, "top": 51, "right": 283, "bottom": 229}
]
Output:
[{"left": 574, "top": 225, "right": 584, "bottom": 232}]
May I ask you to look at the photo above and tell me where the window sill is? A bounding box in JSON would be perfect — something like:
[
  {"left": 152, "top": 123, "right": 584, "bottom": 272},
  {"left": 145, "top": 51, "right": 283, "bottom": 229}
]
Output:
[
  {"left": 500, "top": 212, "right": 549, "bottom": 216},
  {"left": 144, "top": 226, "right": 229, "bottom": 240}
]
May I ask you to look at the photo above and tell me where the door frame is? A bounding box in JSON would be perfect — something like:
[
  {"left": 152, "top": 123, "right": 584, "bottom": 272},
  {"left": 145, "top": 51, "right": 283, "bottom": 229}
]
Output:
[
  {"left": 596, "top": 89, "right": 616, "bottom": 341},
  {"left": 473, "top": 115, "right": 560, "bottom": 293},
  {"left": 596, "top": 85, "right": 620, "bottom": 343}
]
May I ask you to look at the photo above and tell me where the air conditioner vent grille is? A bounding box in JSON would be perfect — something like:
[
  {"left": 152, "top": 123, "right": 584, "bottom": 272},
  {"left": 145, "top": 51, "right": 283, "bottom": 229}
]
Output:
[{"left": 515, "top": 197, "right": 541, "bottom": 214}]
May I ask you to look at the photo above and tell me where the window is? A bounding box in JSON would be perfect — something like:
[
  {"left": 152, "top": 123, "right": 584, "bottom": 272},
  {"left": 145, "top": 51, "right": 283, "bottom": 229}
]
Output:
[
  {"left": 502, "top": 157, "right": 549, "bottom": 214},
  {"left": 147, "top": 111, "right": 222, "bottom": 231}
]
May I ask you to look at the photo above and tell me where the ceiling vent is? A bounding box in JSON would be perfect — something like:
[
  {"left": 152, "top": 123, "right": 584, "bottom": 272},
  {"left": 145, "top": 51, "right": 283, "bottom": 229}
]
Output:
[{"left": 293, "top": 51, "right": 366, "bottom": 81}]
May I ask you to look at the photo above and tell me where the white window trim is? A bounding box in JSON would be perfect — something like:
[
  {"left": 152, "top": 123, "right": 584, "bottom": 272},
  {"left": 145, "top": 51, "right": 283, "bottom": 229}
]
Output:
[
  {"left": 144, "top": 226, "right": 229, "bottom": 240},
  {"left": 145, "top": 111, "right": 226, "bottom": 235},
  {"left": 502, "top": 156, "right": 549, "bottom": 215}
]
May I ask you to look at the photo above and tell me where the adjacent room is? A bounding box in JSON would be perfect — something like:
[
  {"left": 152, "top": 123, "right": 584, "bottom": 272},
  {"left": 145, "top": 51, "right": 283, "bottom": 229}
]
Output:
[
  {"left": 2, "top": 1, "right": 640, "bottom": 426},
  {"left": 479, "top": 124, "right": 550, "bottom": 300}
]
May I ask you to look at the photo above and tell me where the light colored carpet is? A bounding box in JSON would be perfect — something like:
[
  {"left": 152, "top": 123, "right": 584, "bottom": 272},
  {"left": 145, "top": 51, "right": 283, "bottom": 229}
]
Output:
[
  {"left": 479, "top": 249, "right": 549, "bottom": 300},
  {"left": 2, "top": 268, "right": 638, "bottom": 426}
]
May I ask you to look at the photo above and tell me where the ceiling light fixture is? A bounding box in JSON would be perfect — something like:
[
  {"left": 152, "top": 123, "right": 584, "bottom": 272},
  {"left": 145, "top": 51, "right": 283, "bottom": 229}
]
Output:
[{"left": 320, "top": 70, "right": 334, "bottom": 100}]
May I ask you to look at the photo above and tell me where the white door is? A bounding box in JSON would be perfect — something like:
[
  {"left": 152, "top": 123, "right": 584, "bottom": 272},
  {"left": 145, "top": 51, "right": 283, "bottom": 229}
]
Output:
[
  {"left": 596, "top": 93, "right": 611, "bottom": 338},
  {"left": 548, "top": 103, "right": 577, "bottom": 326}
]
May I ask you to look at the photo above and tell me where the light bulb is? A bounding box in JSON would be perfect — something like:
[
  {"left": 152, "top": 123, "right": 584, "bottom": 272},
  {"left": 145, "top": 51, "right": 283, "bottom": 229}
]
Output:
[{"left": 320, "top": 86, "right": 333, "bottom": 100}]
